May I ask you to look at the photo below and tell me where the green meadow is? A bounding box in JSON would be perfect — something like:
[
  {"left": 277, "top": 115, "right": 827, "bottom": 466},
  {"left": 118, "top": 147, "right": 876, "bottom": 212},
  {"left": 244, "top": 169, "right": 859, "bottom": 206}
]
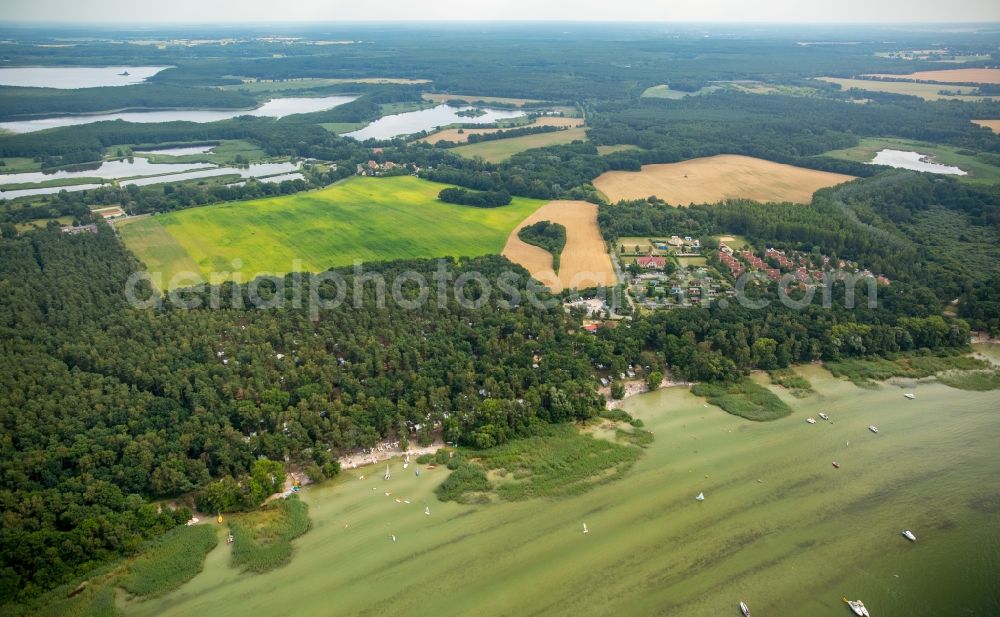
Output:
[
  {"left": 822, "top": 137, "right": 1000, "bottom": 184},
  {"left": 112, "top": 358, "right": 999, "bottom": 617},
  {"left": 451, "top": 127, "right": 589, "bottom": 163},
  {"left": 118, "top": 175, "right": 545, "bottom": 288}
]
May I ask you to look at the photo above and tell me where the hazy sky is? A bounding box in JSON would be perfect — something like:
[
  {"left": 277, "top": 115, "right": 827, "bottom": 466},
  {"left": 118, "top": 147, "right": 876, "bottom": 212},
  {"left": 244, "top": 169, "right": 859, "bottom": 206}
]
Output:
[{"left": 2, "top": 0, "right": 999, "bottom": 24}]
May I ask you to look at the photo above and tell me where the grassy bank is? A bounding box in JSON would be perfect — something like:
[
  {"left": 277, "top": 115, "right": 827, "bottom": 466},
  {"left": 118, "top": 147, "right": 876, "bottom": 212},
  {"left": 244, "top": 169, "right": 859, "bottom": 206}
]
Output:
[
  {"left": 229, "top": 497, "right": 311, "bottom": 574},
  {"left": 691, "top": 379, "right": 793, "bottom": 421},
  {"left": 825, "top": 354, "right": 992, "bottom": 388}
]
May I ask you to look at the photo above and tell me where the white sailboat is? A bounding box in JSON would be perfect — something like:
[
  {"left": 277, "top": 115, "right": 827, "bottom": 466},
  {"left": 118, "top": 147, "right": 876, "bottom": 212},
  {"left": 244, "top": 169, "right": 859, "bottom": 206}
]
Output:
[
  {"left": 425, "top": 506, "right": 430, "bottom": 516},
  {"left": 739, "top": 600, "right": 750, "bottom": 617},
  {"left": 695, "top": 492, "right": 705, "bottom": 501},
  {"left": 582, "top": 523, "right": 589, "bottom": 534},
  {"left": 843, "top": 598, "right": 870, "bottom": 616},
  {"left": 384, "top": 464, "right": 391, "bottom": 480}
]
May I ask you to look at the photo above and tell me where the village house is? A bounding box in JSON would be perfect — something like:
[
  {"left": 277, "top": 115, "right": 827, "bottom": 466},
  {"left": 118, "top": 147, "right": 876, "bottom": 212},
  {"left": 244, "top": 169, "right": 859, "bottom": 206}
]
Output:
[{"left": 636, "top": 255, "right": 667, "bottom": 269}]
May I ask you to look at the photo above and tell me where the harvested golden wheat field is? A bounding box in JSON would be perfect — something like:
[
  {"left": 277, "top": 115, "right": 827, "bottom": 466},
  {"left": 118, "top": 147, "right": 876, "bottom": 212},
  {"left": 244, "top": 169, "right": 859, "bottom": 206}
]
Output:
[
  {"left": 502, "top": 200, "right": 616, "bottom": 292},
  {"left": 419, "top": 116, "right": 584, "bottom": 144},
  {"left": 973, "top": 119, "right": 1000, "bottom": 133},
  {"left": 863, "top": 68, "right": 1000, "bottom": 84},
  {"left": 592, "top": 154, "right": 855, "bottom": 205}
]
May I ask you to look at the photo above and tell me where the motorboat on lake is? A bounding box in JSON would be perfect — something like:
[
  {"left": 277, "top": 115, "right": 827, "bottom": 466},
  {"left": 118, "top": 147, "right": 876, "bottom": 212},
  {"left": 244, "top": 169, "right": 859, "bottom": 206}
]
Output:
[
  {"left": 819, "top": 412, "right": 829, "bottom": 421},
  {"left": 869, "top": 425, "right": 878, "bottom": 434},
  {"left": 806, "top": 417, "right": 817, "bottom": 424},
  {"left": 739, "top": 600, "right": 750, "bottom": 616},
  {"left": 843, "top": 598, "right": 870, "bottom": 616},
  {"left": 832, "top": 461, "right": 840, "bottom": 469},
  {"left": 902, "top": 530, "right": 916, "bottom": 542},
  {"left": 904, "top": 393, "right": 915, "bottom": 399}
]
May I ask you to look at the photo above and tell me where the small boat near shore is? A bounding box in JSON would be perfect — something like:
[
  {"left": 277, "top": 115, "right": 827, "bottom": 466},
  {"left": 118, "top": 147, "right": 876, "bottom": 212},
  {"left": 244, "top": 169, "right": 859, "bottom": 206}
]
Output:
[
  {"left": 843, "top": 597, "right": 870, "bottom": 616},
  {"left": 869, "top": 425, "right": 878, "bottom": 434},
  {"left": 832, "top": 461, "right": 840, "bottom": 469},
  {"left": 904, "top": 393, "right": 915, "bottom": 399},
  {"left": 806, "top": 417, "right": 817, "bottom": 424},
  {"left": 902, "top": 530, "right": 916, "bottom": 542},
  {"left": 819, "top": 412, "right": 829, "bottom": 421},
  {"left": 739, "top": 600, "right": 750, "bottom": 616}
]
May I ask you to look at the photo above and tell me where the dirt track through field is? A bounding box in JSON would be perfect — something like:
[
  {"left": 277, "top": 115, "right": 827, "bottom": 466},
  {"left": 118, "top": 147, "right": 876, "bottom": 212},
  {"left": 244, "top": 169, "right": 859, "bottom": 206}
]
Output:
[
  {"left": 502, "top": 200, "right": 616, "bottom": 292},
  {"left": 593, "top": 154, "right": 854, "bottom": 205}
]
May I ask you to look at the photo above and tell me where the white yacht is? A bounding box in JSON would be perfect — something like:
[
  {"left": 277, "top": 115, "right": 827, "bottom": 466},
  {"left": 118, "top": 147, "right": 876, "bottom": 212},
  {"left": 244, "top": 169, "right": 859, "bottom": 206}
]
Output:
[
  {"left": 869, "top": 425, "right": 878, "bottom": 434},
  {"left": 904, "top": 393, "right": 915, "bottom": 399},
  {"left": 806, "top": 417, "right": 817, "bottom": 424},
  {"left": 818, "top": 412, "right": 829, "bottom": 421},
  {"left": 843, "top": 598, "right": 870, "bottom": 616},
  {"left": 902, "top": 530, "right": 916, "bottom": 542},
  {"left": 739, "top": 600, "right": 750, "bottom": 616}
]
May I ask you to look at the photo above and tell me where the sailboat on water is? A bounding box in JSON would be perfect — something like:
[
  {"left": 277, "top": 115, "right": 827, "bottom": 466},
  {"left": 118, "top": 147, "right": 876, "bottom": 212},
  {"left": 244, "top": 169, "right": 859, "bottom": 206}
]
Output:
[
  {"left": 384, "top": 464, "right": 391, "bottom": 480},
  {"left": 695, "top": 492, "right": 705, "bottom": 501},
  {"left": 582, "top": 523, "right": 589, "bottom": 534}
]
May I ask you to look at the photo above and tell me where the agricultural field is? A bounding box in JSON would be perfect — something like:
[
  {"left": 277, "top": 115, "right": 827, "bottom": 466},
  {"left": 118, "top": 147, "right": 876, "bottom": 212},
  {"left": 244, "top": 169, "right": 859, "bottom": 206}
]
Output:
[
  {"left": 592, "top": 155, "right": 855, "bottom": 205},
  {"left": 861, "top": 68, "right": 1000, "bottom": 84},
  {"left": 596, "top": 144, "right": 642, "bottom": 155},
  {"left": 822, "top": 137, "right": 1000, "bottom": 184},
  {"left": 973, "top": 119, "right": 1000, "bottom": 134},
  {"left": 118, "top": 175, "right": 545, "bottom": 288},
  {"left": 501, "top": 200, "right": 615, "bottom": 292},
  {"left": 116, "top": 367, "right": 1000, "bottom": 617},
  {"left": 419, "top": 116, "right": 584, "bottom": 144},
  {"left": 816, "top": 77, "right": 986, "bottom": 101},
  {"left": 450, "top": 127, "right": 588, "bottom": 163},
  {"left": 640, "top": 84, "right": 720, "bottom": 99},
  {"left": 422, "top": 93, "right": 542, "bottom": 106}
]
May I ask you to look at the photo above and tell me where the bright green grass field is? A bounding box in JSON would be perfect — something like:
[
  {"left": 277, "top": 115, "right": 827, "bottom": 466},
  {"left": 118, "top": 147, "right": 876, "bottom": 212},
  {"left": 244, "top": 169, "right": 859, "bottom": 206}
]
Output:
[
  {"left": 450, "top": 127, "right": 589, "bottom": 163},
  {"left": 119, "top": 362, "right": 1000, "bottom": 617},
  {"left": 822, "top": 137, "right": 1000, "bottom": 185},
  {"left": 118, "top": 175, "right": 545, "bottom": 288}
]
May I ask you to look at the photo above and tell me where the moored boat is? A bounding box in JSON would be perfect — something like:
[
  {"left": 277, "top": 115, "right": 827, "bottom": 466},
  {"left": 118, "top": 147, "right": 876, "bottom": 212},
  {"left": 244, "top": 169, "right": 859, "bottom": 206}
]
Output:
[
  {"left": 695, "top": 492, "right": 705, "bottom": 501},
  {"left": 819, "top": 412, "right": 829, "bottom": 421},
  {"left": 739, "top": 600, "right": 750, "bottom": 616},
  {"left": 832, "top": 461, "right": 840, "bottom": 469},
  {"left": 904, "top": 393, "right": 915, "bottom": 399},
  {"left": 806, "top": 417, "right": 817, "bottom": 424},
  {"left": 868, "top": 425, "right": 878, "bottom": 434},
  {"left": 843, "top": 597, "right": 870, "bottom": 616},
  {"left": 902, "top": 530, "right": 916, "bottom": 542}
]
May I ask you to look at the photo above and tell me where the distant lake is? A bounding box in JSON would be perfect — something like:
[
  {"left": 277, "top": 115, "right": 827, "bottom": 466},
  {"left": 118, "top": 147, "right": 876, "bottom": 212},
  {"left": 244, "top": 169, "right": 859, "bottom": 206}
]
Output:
[
  {"left": 0, "top": 95, "right": 358, "bottom": 134},
  {"left": 0, "top": 66, "right": 171, "bottom": 88},
  {"left": 0, "top": 160, "right": 302, "bottom": 200},
  {"left": 345, "top": 104, "right": 525, "bottom": 140},
  {"left": 871, "top": 149, "right": 967, "bottom": 175},
  {"left": 0, "top": 158, "right": 215, "bottom": 185}
]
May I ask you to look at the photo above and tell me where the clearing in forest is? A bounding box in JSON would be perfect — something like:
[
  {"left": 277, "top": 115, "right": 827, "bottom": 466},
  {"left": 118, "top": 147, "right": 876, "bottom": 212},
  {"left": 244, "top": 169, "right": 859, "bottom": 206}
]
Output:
[
  {"left": 817, "top": 77, "right": 985, "bottom": 101},
  {"left": 862, "top": 68, "right": 1000, "bottom": 84},
  {"left": 421, "top": 93, "right": 542, "bottom": 107},
  {"left": 419, "top": 116, "right": 584, "bottom": 144},
  {"left": 592, "top": 154, "right": 854, "bottom": 205},
  {"left": 118, "top": 175, "right": 545, "bottom": 289},
  {"left": 502, "top": 200, "right": 615, "bottom": 292},
  {"left": 450, "top": 127, "right": 588, "bottom": 163},
  {"left": 973, "top": 120, "right": 1000, "bottom": 134}
]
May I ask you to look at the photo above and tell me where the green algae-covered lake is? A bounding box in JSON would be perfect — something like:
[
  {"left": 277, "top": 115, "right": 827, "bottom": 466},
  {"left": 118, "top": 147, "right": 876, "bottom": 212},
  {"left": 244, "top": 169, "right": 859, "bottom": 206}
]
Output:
[{"left": 122, "top": 362, "right": 1000, "bottom": 617}]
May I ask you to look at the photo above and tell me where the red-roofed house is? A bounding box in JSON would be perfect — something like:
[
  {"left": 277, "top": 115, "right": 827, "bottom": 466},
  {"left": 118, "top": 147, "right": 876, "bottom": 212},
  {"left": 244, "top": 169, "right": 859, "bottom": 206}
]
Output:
[{"left": 636, "top": 256, "right": 667, "bottom": 270}]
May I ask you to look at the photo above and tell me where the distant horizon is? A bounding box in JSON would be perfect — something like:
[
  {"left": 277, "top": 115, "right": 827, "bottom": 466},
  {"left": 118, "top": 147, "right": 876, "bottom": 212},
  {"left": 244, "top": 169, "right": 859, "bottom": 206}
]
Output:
[{"left": 2, "top": 0, "right": 999, "bottom": 26}]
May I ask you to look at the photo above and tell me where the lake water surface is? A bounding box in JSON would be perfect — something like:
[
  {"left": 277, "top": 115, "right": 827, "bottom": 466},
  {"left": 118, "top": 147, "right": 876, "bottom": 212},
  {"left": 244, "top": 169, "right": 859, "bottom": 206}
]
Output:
[
  {"left": 0, "top": 66, "right": 170, "bottom": 88},
  {"left": 871, "top": 149, "right": 967, "bottom": 175},
  {"left": 345, "top": 104, "right": 525, "bottom": 140},
  {"left": 0, "top": 160, "right": 302, "bottom": 200},
  {"left": 0, "top": 95, "right": 357, "bottom": 134},
  {"left": 121, "top": 360, "right": 1000, "bottom": 617}
]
